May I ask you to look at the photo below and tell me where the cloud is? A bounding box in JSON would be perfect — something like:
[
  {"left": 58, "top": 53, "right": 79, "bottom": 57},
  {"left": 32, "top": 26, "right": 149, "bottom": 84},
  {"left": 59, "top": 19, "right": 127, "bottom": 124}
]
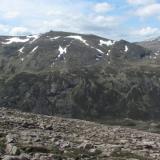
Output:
[
  {"left": 0, "top": 25, "right": 29, "bottom": 36},
  {"left": 3, "top": 11, "right": 19, "bottom": 19},
  {"left": 135, "top": 3, "right": 160, "bottom": 17},
  {"left": 122, "top": 26, "right": 160, "bottom": 41},
  {"left": 1, "top": 0, "right": 159, "bottom": 41},
  {"left": 93, "top": 2, "right": 113, "bottom": 13},
  {"left": 20, "top": 1, "right": 120, "bottom": 36},
  {"left": 132, "top": 27, "right": 160, "bottom": 37},
  {"left": 127, "top": 0, "right": 155, "bottom": 5},
  {"left": 36, "top": 14, "right": 119, "bottom": 35},
  {"left": 0, "top": 24, "right": 9, "bottom": 33},
  {"left": 88, "top": 15, "right": 118, "bottom": 28},
  {"left": 0, "top": 0, "right": 122, "bottom": 39},
  {"left": 9, "top": 27, "right": 29, "bottom": 35}
]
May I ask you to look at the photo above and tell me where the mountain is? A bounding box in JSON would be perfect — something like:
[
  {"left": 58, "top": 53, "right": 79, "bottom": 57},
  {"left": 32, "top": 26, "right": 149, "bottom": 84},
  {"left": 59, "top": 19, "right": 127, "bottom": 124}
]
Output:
[
  {"left": 137, "top": 37, "right": 160, "bottom": 52},
  {"left": 0, "top": 31, "right": 160, "bottom": 121},
  {"left": 0, "top": 107, "right": 160, "bottom": 159},
  {"left": 137, "top": 37, "right": 160, "bottom": 63},
  {"left": 0, "top": 31, "right": 150, "bottom": 75}
]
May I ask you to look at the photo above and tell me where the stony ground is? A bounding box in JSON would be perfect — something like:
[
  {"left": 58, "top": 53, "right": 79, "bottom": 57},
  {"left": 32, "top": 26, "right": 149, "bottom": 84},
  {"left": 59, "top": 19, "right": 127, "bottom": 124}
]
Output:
[{"left": 0, "top": 108, "right": 160, "bottom": 160}]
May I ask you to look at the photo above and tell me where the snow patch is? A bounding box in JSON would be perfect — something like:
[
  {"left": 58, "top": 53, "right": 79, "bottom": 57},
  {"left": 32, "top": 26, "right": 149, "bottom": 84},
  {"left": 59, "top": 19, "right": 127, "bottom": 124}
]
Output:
[
  {"left": 30, "top": 46, "right": 39, "bottom": 53},
  {"left": 154, "top": 52, "right": 159, "bottom": 56},
  {"left": 58, "top": 46, "right": 67, "bottom": 58},
  {"left": 96, "top": 58, "right": 100, "bottom": 61},
  {"left": 125, "top": 45, "right": 129, "bottom": 52},
  {"left": 96, "top": 49, "right": 104, "bottom": 54},
  {"left": 106, "top": 50, "right": 111, "bottom": 56},
  {"left": 27, "top": 35, "right": 40, "bottom": 43},
  {"left": 2, "top": 35, "right": 40, "bottom": 45},
  {"left": 51, "top": 61, "right": 55, "bottom": 68},
  {"left": 99, "top": 40, "right": 115, "bottom": 46},
  {"left": 2, "top": 37, "right": 30, "bottom": 44},
  {"left": 18, "top": 46, "right": 25, "bottom": 53},
  {"left": 50, "top": 36, "right": 60, "bottom": 40},
  {"left": 66, "top": 35, "right": 89, "bottom": 46},
  {"left": 20, "top": 58, "right": 24, "bottom": 62}
]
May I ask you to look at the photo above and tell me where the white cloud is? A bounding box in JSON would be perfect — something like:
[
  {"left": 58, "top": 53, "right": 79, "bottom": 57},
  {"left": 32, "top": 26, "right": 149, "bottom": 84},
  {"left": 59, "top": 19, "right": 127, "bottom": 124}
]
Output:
[
  {"left": 3, "top": 11, "right": 19, "bottom": 19},
  {"left": 0, "top": 25, "right": 29, "bottom": 36},
  {"left": 133, "top": 27, "right": 160, "bottom": 36},
  {"left": 127, "top": 0, "right": 155, "bottom": 5},
  {"left": 0, "top": 24, "right": 9, "bottom": 33},
  {"left": 123, "top": 27, "right": 160, "bottom": 41},
  {"left": 9, "top": 27, "right": 29, "bottom": 35},
  {"left": 93, "top": 2, "right": 113, "bottom": 13},
  {"left": 46, "top": 10, "right": 62, "bottom": 16},
  {"left": 135, "top": 3, "right": 160, "bottom": 17},
  {"left": 90, "top": 15, "right": 118, "bottom": 28},
  {"left": 37, "top": 13, "right": 119, "bottom": 35},
  {"left": 0, "top": 0, "right": 121, "bottom": 39}
]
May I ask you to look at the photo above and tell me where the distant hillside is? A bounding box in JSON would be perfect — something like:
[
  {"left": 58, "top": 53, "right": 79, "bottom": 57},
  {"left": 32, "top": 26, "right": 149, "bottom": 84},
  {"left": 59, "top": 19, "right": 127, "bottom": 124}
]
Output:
[{"left": 136, "top": 37, "right": 160, "bottom": 63}]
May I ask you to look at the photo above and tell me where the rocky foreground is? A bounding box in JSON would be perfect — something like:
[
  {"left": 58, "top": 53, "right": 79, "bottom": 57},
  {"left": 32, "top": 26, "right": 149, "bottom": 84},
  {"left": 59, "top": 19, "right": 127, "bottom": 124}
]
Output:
[{"left": 0, "top": 108, "right": 160, "bottom": 160}]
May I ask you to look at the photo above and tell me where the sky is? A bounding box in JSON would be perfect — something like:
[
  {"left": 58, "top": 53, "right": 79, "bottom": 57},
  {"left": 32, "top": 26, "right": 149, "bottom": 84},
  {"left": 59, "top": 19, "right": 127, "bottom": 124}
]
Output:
[{"left": 0, "top": 0, "right": 160, "bottom": 42}]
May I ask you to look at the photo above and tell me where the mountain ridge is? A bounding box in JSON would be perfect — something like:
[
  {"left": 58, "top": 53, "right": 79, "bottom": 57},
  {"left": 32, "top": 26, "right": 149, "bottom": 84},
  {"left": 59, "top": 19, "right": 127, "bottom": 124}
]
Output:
[
  {"left": 0, "top": 31, "right": 160, "bottom": 121},
  {"left": 0, "top": 31, "right": 152, "bottom": 75}
]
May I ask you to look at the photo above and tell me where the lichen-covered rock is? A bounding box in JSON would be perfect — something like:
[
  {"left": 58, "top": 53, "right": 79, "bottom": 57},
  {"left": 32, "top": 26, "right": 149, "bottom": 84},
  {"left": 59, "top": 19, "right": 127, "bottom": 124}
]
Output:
[{"left": 6, "top": 144, "right": 20, "bottom": 156}]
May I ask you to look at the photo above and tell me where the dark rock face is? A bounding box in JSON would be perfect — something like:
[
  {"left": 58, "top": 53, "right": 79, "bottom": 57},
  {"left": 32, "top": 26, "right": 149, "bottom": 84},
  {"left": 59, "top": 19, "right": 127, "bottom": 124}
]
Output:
[{"left": 0, "top": 31, "right": 160, "bottom": 121}]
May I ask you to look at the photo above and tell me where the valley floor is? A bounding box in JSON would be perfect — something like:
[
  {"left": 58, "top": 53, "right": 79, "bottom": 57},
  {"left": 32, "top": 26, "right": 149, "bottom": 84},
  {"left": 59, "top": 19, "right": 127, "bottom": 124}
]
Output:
[{"left": 0, "top": 108, "right": 160, "bottom": 160}]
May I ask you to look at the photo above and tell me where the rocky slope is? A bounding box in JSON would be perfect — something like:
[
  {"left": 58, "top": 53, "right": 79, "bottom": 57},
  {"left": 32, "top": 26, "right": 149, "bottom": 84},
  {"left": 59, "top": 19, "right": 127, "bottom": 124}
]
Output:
[
  {"left": 0, "top": 108, "right": 160, "bottom": 160},
  {"left": 0, "top": 31, "right": 160, "bottom": 121}
]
